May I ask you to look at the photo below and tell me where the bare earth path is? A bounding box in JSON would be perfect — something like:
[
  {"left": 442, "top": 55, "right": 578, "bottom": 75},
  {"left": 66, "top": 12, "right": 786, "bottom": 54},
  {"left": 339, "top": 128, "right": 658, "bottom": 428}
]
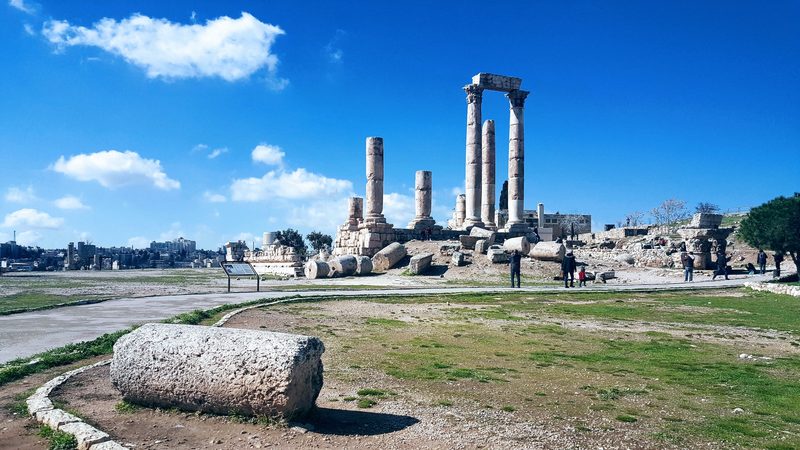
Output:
[{"left": 0, "top": 276, "right": 755, "bottom": 364}]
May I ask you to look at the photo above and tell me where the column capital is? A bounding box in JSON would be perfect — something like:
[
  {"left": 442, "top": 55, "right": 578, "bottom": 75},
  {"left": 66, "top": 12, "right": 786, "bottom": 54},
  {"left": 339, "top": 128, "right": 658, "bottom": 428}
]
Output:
[
  {"left": 463, "top": 84, "right": 483, "bottom": 104},
  {"left": 506, "top": 89, "right": 529, "bottom": 108}
]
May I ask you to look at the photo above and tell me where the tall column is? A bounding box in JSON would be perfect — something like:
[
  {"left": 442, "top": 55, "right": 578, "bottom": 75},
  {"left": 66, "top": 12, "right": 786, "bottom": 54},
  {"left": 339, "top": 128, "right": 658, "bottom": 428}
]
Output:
[
  {"left": 537, "top": 202, "right": 545, "bottom": 230},
  {"left": 481, "top": 119, "right": 496, "bottom": 229},
  {"left": 455, "top": 194, "right": 466, "bottom": 228},
  {"left": 365, "top": 137, "right": 386, "bottom": 224},
  {"left": 409, "top": 171, "right": 435, "bottom": 229},
  {"left": 463, "top": 84, "right": 484, "bottom": 228},
  {"left": 505, "top": 89, "right": 530, "bottom": 232}
]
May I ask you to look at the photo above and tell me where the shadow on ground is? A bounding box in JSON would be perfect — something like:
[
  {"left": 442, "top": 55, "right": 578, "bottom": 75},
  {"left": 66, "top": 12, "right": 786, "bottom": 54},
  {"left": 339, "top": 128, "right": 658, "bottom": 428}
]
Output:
[{"left": 308, "top": 407, "right": 420, "bottom": 436}]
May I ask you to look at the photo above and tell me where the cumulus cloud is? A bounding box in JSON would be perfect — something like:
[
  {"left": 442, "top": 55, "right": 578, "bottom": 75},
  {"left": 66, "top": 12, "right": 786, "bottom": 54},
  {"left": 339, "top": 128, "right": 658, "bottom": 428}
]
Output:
[
  {"left": 127, "top": 236, "right": 150, "bottom": 249},
  {"left": 9, "top": 0, "right": 34, "bottom": 14},
  {"left": 203, "top": 191, "right": 226, "bottom": 203},
  {"left": 15, "top": 230, "right": 42, "bottom": 246},
  {"left": 383, "top": 192, "right": 415, "bottom": 226},
  {"left": 230, "top": 168, "right": 352, "bottom": 202},
  {"left": 54, "top": 195, "right": 89, "bottom": 210},
  {"left": 4, "top": 186, "right": 37, "bottom": 203},
  {"left": 208, "top": 147, "right": 228, "bottom": 159},
  {"left": 2, "top": 208, "right": 63, "bottom": 229},
  {"left": 42, "top": 12, "right": 285, "bottom": 82},
  {"left": 52, "top": 150, "right": 180, "bottom": 190},
  {"left": 251, "top": 143, "right": 285, "bottom": 166}
]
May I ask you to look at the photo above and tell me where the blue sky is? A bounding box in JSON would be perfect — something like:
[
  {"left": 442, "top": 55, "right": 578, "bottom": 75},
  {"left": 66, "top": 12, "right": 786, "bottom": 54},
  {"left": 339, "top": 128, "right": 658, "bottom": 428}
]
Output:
[{"left": 1, "top": 1, "right": 798, "bottom": 249}]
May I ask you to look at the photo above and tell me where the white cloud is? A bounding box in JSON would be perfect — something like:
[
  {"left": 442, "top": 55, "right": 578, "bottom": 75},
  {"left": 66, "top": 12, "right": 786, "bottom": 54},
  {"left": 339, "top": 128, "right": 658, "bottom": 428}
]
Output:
[
  {"left": 127, "top": 236, "right": 150, "bottom": 248},
  {"left": 208, "top": 147, "right": 228, "bottom": 159},
  {"left": 324, "top": 29, "right": 346, "bottom": 63},
  {"left": 230, "top": 168, "right": 352, "bottom": 202},
  {"left": 383, "top": 192, "right": 415, "bottom": 226},
  {"left": 450, "top": 186, "right": 462, "bottom": 197},
  {"left": 52, "top": 150, "right": 180, "bottom": 190},
  {"left": 2, "top": 208, "right": 63, "bottom": 229},
  {"left": 233, "top": 232, "right": 257, "bottom": 244},
  {"left": 158, "top": 222, "right": 185, "bottom": 241},
  {"left": 42, "top": 12, "right": 285, "bottom": 82},
  {"left": 23, "top": 23, "right": 35, "bottom": 35},
  {"left": 54, "top": 195, "right": 90, "bottom": 210},
  {"left": 191, "top": 143, "right": 208, "bottom": 153},
  {"left": 285, "top": 197, "right": 350, "bottom": 233},
  {"left": 251, "top": 143, "right": 285, "bottom": 166},
  {"left": 9, "top": 0, "right": 34, "bottom": 14},
  {"left": 4, "top": 186, "right": 37, "bottom": 203},
  {"left": 15, "top": 230, "right": 41, "bottom": 246},
  {"left": 203, "top": 191, "right": 226, "bottom": 203}
]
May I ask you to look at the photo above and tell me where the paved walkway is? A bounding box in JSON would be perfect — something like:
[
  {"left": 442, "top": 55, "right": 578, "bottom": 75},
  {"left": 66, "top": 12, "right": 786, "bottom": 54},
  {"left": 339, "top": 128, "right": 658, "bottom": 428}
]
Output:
[{"left": 0, "top": 277, "right": 753, "bottom": 364}]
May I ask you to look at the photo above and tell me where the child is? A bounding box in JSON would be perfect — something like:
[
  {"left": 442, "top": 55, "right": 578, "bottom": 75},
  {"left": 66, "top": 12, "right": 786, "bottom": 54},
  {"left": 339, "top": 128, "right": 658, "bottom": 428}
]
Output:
[{"left": 578, "top": 266, "right": 587, "bottom": 287}]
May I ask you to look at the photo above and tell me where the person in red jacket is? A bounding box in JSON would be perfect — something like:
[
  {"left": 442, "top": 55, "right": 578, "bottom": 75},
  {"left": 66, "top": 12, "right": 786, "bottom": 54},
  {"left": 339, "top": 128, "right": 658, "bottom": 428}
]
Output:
[{"left": 578, "top": 266, "right": 587, "bottom": 287}]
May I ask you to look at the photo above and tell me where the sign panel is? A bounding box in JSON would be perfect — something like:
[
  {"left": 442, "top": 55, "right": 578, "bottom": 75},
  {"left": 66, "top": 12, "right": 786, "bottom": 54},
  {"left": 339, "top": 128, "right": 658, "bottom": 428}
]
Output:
[{"left": 222, "top": 262, "right": 257, "bottom": 277}]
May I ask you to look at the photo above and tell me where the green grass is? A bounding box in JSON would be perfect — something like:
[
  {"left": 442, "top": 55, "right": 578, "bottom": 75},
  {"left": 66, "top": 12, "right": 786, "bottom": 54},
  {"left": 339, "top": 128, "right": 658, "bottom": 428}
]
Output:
[
  {"left": 357, "top": 388, "right": 388, "bottom": 397},
  {"left": 37, "top": 425, "right": 77, "bottom": 450},
  {"left": 357, "top": 398, "right": 377, "bottom": 408},
  {"left": 616, "top": 414, "right": 638, "bottom": 423},
  {"left": 114, "top": 400, "right": 140, "bottom": 414}
]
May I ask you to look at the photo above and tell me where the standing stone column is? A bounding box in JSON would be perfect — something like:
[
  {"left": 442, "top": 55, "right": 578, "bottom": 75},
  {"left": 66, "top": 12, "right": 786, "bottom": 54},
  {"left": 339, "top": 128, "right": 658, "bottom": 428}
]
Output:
[
  {"left": 537, "top": 202, "right": 545, "bottom": 229},
  {"left": 481, "top": 119, "right": 496, "bottom": 229},
  {"left": 505, "top": 89, "right": 530, "bottom": 232},
  {"left": 409, "top": 171, "right": 435, "bottom": 229},
  {"left": 365, "top": 137, "right": 386, "bottom": 224},
  {"left": 463, "top": 84, "right": 484, "bottom": 228},
  {"left": 455, "top": 194, "right": 466, "bottom": 228}
]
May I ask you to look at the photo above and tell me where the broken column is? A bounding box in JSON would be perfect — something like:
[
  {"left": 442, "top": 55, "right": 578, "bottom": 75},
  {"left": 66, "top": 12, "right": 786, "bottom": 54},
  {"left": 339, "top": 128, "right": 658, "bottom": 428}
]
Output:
[
  {"left": 372, "top": 242, "right": 407, "bottom": 272},
  {"left": 537, "top": 203, "right": 544, "bottom": 229},
  {"left": 365, "top": 137, "right": 386, "bottom": 225},
  {"left": 463, "top": 84, "right": 484, "bottom": 228},
  {"left": 505, "top": 89, "right": 530, "bottom": 233},
  {"left": 347, "top": 197, "right": 363, "bottom": 229},
  {"left": 408, "top": 170, "right": 435, "bottom": 229},
  {"left": 481, "top": 119, "right": 496, "bottom": 229},
  {"left": 455, "top": 194, "right": 466, "bottom": 228}
]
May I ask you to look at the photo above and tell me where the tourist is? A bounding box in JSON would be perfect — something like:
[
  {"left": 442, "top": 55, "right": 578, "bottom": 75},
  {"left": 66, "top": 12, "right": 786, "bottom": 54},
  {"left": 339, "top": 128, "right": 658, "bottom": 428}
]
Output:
[
  {"left": 510, "top": 250, "right": 522, "bottom": 288},
  {"left": 578, "top": 266, "right": 587, "bottom": 287},
  {"left": 684, "top": 251, "right": 695, "bottom": 282},
  {"left": 757, "top": 249, "right": 768, "bottom": 275},
  {"left": 562, "top": 250, "right": 576, "bottom": 288},
  {"left": 774, "top": 252, "right": 784, "bottom": 278},
  {"left": 712, "top": 251, "right": 729, "bottom": 280},
  {"left": 745, "top": 262, "right": 756, "bottom": 275}
]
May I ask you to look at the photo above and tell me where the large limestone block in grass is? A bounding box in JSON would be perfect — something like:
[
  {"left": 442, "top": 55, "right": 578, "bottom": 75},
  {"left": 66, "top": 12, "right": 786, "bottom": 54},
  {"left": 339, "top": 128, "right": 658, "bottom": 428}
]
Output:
[
  {"left": 371, "top": 242, "right": 406, "bottom": 272},
  {"left": 530, "top": 242, "right": 566, "bottom": 262},
  {"left": 304, "top": 260, "right": 330, "bottom": 279},
  {"left": 110, "top": 323, "right": 324, "bottom": 419}
]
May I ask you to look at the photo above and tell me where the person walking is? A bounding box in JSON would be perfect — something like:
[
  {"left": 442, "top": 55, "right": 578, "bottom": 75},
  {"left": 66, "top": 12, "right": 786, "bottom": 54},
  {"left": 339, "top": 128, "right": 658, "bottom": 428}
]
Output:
[
  {"left": 578, "top": 266, "right": 587, "bottom": 287},
  {"left": 774, "top": 252, "right": 784, "bottom": 278},
  {"left": 712, "top": 250, "right": 729, "bottom": 280},
  {"left": 757, "top": 249, "right": 768, "bottom": 275},
  {"left": 684, "top": 251, "right": 695, "bottom": 282},
  {"left": 510, "top": 250, "right": 522, "bottom": 288},
  {"left": 562, "top": 250, "right": 576, "bottom": 288}
]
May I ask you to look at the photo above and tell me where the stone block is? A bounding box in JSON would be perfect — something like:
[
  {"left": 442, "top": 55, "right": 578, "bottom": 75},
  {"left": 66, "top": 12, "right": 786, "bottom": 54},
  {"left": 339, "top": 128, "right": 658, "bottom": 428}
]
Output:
[
  {"left": 90, "top": 442, "right": 129, "bottom": 450},
  {"left": 110, "top": 323, "right": 325, "bottom": 419},
  {"left": 304, "top": 260, "right": 330, "bottom": 279},
  {"left": 615, "top": 253, "right": 635, "bottom": 265},
  {"left": 451, "top": 251, "right": 465, "bottom": 266},
  {"left": 471, "top": 73, "right": 522, "bottom": 92},
  {"left": 475, "top": 239, "right": 489, "bottom": 254},
  {"left": 530, "top": 242, "right": 566, "bottom": 262},
  {"left": 487, "top": 246, "right": 509, "bottom": 263},
  {"left": 355, "top": 256, "right": 373, "bottom": 275},
  {"left": 57, "top": 422, "right": 110, "bottom": 450},
  {"left": 503, "top": 236, "right": 530, "bottom": 254},
  {"left": 26, "top": 395, "right": 53, "bottom": 414},
  {"left": 690, "top": 213, "right": 723, "bottom": 229},
  {"left": 39, "top": 409, "right": 81, "bottom": 429},
  {"left": 329, "top": 255, "right": 357, "bottom": 277},
  {"left": 409, "top": 253, "right": 434, "bottom": 275},
  {"left": 371, "top": 242, "right": 406, "bottom": 271},
  {"left": 459, "top": 235, "right": 481, "bottom": 250},
  {"left": 469, "top": 226, "right": 496, "bottom": 245}
]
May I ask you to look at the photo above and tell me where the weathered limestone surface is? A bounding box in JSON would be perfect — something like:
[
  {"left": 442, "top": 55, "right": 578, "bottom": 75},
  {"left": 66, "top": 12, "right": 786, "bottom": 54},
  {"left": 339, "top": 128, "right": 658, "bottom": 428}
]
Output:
[
  {"left": 481, "top": 119, "right": 496, "bottom": 228},
  {"left": 503, "top": 236, "right": 530, "bottom": 254},
  {"left": 365, "top": 137, "right": 386, "bottom": 224},
  {"left": 409, "top": 171, "right": 435, "bottom": 229},
  {"left": 371, "top": 242, "right": 407, "bottom": 272},
  {"left": 505, "top": 89, "right": 530, "bottom": 232},
  {"left": 475, "top": 239, "right": 489, "bottom": 254},
  {"left": 58, "top": 421, "right": 110, "bottom": 450},
  {"left": 459, "top": 235, "right": 481, "bottom": 250},
  {"left": 111, "top": 324, "right": 324, "bottom": 419},
  {"left": 472, "top": 73, "right": 522, "bottom": 92},
  {"left": 304, "top": 260, "right": 330, "bottom": 279},
  {"left": 530, "top": 242, "right": 566, "bottom": 262},
  {"left": 455, "top": 194, "right": 466, "bottom": 228},
  {"left": 690, "top": 213, "right": 723, "bottom": 228},
  {"left": 409, "top": 253, "right": 434, "bottom": 275},
  {"left": 469, "top": 226, "right": 496, "bottom": 246},
  {"left": 463, "top": 84, "right": 484, "bottom": 228},
  {"left": 487, "top": 246, "right": 509, "bottom": 263},
  {"left": 355, "top": 256, "right": 373, "bottom": 275},
  {"left": 329, "top": 255, "right": 358, "bottom": 277},
  {"left": 451, "top": 251, "right": 465, "bottom": 266}
]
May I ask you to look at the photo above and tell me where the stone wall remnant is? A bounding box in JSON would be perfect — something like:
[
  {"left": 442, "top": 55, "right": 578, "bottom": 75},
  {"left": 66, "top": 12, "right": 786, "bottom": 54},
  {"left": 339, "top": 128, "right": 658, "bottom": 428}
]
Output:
[{"left": 110, "top": 324, "right": 324, "bottom": 419}]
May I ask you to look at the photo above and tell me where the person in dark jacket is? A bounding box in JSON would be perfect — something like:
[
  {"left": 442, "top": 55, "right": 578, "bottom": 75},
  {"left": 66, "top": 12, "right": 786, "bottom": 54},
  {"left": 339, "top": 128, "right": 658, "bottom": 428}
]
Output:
[
  {"left": 757, "top": 249, "right": 768, "bottom": 275},
  {"left": 684, "top": 251, "right": 695, "bottom": 282},
  {"left": 712, "top": 251, "right": 729, "bottom": 280},
  {"left": 774, "top": 252, "right": 784, "bottom": 277},
  {"left": 510, "top": 250, "right": 522, "bottom": 288},
  {"left": 561, "top": 251, "right": 577, "bottom": 288}
]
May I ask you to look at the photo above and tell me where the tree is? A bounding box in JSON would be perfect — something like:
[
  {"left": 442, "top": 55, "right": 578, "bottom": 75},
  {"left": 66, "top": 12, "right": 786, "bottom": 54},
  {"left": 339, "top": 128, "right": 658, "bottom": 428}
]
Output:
[
  {"left": 306, "top": 231, "right": 333, "bottom": 254},
  {"left": 275, "top": 228, "right": 308, "bottom": 257},
  {"left": 695, "top": 202, "right": 720, "bottom": 214},
  {"left": 651, "top": 199, "right": 687, "bottom": 231},
  {"left": 738, "top": 194, "right": 800, "bottom": 274},
  {"left": 625, "top": 211, "right": 644, "bottom": 227}
]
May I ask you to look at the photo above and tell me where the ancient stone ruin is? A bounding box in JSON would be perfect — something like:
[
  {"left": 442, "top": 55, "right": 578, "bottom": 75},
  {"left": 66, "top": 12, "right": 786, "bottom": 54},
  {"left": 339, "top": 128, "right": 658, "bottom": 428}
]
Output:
[{"left": 110, "top": 323, "right": 324, "bottom": 419}]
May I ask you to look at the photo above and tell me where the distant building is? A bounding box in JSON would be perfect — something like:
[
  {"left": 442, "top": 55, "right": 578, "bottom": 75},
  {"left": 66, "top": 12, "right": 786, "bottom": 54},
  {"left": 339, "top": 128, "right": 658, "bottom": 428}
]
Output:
[{"left": 150, "top": 237, "right": 196, "bottom": 254}]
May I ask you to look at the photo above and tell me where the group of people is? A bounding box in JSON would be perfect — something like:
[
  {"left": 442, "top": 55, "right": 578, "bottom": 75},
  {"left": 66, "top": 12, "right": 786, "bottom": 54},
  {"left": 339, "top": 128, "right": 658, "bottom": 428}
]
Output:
[
  {"left": 680, "top": 248, "right": 786, "bottom": 282},
  {"left": 508, "top": 249, "right": 586, "bottom": 288}
]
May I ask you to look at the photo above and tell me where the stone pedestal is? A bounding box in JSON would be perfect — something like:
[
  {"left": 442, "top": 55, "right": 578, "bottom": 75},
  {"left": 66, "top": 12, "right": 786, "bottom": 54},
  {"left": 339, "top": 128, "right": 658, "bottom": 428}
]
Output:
[
  {"left": 463, "top": 84, "right": 484, "bottom": 228},
  {"left": 677, "top": 227, "right": 734, "bottom": 270},
  {"left": 481, "top": 120, "right": 496, "bottom": 229},
  {"left": 409, "top": 170, "right": 436, "bottom": 229},
  {"left": 504, "top": 89, "right": 529, "bottom": 233}
]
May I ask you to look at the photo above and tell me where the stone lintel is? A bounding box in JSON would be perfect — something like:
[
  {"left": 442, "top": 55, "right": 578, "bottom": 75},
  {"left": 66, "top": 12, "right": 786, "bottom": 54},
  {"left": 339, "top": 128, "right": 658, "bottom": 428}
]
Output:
[{"left": 471, "top": 73, "right": 522, "bottom": 92}]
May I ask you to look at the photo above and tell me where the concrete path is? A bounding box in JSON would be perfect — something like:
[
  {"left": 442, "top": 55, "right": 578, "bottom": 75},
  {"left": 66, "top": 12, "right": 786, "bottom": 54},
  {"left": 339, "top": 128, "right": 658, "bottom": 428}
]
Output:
[{"left": 0, "top": 277, "right": 754, "bottom": 364}]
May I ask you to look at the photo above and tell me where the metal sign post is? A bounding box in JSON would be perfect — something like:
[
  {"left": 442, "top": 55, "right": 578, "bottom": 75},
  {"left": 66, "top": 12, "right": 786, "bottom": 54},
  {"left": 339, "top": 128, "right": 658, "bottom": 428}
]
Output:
[{"left": 220, "top": 261, "right": 260, "bottom": 293}]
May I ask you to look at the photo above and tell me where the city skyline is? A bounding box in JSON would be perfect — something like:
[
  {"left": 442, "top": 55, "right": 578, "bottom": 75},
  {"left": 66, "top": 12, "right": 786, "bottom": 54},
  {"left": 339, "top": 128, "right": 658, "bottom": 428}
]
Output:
[{"left": 1, "top": 1, "right": 798, "bottom": 249}]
